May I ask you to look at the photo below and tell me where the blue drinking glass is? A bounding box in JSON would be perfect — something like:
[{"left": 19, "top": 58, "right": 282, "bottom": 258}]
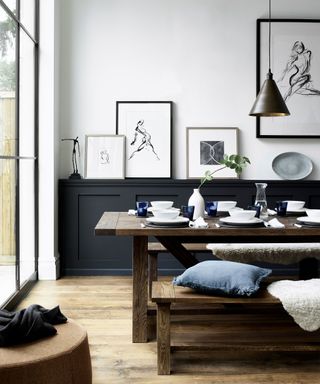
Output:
[
  {"left": 276, "top": 201, "right": 288, "bottom": 217},
  {"left": 181, "top": 205, "right": 195, "bottom": 220},
  {"left": 136, "top": 201, "right": 149, "bottom": 217},
  {"left": 205, "top": 201, "right": 218, "bottom": 217}
]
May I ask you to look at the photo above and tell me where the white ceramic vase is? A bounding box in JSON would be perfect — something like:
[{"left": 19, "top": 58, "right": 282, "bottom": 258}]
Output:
[{"left": 188, "top": 188, "right": 205, "bottom": 220}]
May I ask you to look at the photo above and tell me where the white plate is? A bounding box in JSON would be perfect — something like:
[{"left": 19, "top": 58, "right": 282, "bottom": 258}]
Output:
[
  {"left": 272, "top": 152, "right": 313, "bottom": 180},
  {"left": 296, "top": 216, "right": 320, "bottom": 225},
  {"left": 219, "top": 217, "right": 263, "bottom": 225},
  {"left": 146, "top": 217, "right": 189, "bottom": 225},
  {"left": 148, "top": 207, "right": 179, "bottom": 213}
]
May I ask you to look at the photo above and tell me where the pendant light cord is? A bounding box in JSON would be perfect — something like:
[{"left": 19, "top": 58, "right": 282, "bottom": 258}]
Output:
[
  {"left": 268, "top": 0, "right": 271, "bottom": 72},
  {"left": 249, "top": 0, "right": 290, "bottom": 115}
]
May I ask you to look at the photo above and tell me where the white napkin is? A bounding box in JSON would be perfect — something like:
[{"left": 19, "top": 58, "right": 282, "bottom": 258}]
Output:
[
  {"left": 128, "top": 209, "right": 136, "bottom": 216},
  {"left": 189, "top": 217, "right": 208, "bottom": 228},
  {"left": 266, "top": 218, "right": 285, "bottom": 228},
  {"left": 267, "top": 209, "right": 277, "bottom": 216}
]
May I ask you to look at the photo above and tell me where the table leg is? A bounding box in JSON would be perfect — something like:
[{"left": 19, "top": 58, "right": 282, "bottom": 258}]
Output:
[
  {"left": 148, "top": 251, "right": 158, "bottom": 299},
  {"left": 299, "top": 258, "right": 319, "bottom": 280},
  {"left": 157, "top": 303, "right": 171, "bottom": 375},
  {"left": 132, "top": 236, "right": 148, "bottom": 343}
]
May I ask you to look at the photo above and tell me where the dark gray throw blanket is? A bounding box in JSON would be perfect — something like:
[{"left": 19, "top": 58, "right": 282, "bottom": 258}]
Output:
[{"left": 0, "top": 304, "right": 67, "bottom": 347}]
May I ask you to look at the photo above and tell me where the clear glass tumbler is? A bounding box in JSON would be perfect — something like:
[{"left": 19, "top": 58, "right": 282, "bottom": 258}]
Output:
[{"left": 254, "top": 183, "right": 268, "bottom": 217}]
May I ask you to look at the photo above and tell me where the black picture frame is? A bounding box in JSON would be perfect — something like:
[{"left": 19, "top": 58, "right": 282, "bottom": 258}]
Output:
[
  {"left": 116, "top": 101, "right": 172, "bottom": 178},
  {"left": 255, "top": 19, "right": 320, "bottom": 138}
]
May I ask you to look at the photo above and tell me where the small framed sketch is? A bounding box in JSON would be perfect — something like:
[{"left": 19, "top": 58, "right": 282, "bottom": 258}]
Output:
[
  {"left": 85, "top": 135, "right": 125, "bottom": 179},
  {"left": 116, "top": 101, "right": 172, "bottom": 178},
  {"left": 187, "top": 127, "right": 238, "bottom": 179}
]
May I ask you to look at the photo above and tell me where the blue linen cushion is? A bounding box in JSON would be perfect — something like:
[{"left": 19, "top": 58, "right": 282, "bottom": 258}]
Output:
[{"left": 173, "top": 260, "right": 271, "bottom": 297}]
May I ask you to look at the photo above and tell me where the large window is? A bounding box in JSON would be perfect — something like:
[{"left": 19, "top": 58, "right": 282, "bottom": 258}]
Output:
[{"left": 0, "top": 0, "right": 38, "bottom": 307}]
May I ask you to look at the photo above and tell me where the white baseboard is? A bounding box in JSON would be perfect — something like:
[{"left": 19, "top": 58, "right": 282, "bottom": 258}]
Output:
[{"left": 38, "top": 255, "right": 60, "bottom": 280}]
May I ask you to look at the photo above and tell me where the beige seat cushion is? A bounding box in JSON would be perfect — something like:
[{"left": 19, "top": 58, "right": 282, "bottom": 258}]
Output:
[{"left": 0, "top": 319, "right": 92, "bottom": 384}]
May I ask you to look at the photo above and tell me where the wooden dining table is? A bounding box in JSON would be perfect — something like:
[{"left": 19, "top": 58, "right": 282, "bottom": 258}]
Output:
[{"left": 95, "top": 212, "right": 320, "bottom": 343}]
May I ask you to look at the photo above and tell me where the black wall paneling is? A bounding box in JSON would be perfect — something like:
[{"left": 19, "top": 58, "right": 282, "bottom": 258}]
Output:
[{"left": 59, "top": 179, "right": 320, "bottom": 276}]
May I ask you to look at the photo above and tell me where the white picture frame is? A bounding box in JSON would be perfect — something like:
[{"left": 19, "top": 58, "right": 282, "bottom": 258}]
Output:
[
  {"left": 116, "top": 101, "right": 172, "bottom": 178},
  {"left": 85, "top": 135, "right": 125, "bottom": 179},
  {"left": 186, "top": 127, "right": 239, "bottom": 179}
]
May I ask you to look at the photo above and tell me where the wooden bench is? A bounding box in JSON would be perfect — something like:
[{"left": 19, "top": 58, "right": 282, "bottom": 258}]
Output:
[
  {"left": 148, "top": 242, "right": 320, "bottom": 297},
  {"left": 148, "top": 242, "right": 211, "bottom": 296},
  {"left": 151, "top": 281, "right": 320, "bottom": 375}
]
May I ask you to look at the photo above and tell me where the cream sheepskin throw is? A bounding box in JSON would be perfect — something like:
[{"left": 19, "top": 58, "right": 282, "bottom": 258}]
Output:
[
  {"left": 206, "top": 243, "right": 320, "bottom": 265},
  {"left": 267, "top": 279, "right": 320, "bottom": 331}
]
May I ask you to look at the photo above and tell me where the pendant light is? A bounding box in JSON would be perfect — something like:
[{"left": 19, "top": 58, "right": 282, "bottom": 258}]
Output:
[{"left": 249, "top": 0, "right": 290, "bottom": 116}]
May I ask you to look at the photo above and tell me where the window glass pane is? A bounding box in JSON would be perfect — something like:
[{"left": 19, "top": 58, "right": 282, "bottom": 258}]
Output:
[
  {"left": 19, "top": 28, "right": 34, "bottom": 157},
  {"left": 0, "top": 7, "right": 17, "bottom": 156},
  {"left": 20, "top": 0, "right": 35, "bottom": 39},
  {"left": 19, "top": 160, "right": 35, "bottom": 284},
  {"left": 0, "top": 3, "right": 37, "bottom": 306},
  {"left": 0, "top": 159, "right": 16, "bottom": 305},
  {"left": 3, "top": 1, "right": 16, "bottom": 14}
]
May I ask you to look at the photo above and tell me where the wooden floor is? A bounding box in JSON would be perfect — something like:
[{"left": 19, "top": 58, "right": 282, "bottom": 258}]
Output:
[{"left": 18, "top": 276, "right": 320, "bottom": 384}]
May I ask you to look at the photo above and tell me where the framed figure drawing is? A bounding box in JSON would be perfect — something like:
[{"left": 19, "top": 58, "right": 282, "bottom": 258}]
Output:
[
  {"left": 256, "top": 19, "right": 320, "bottom": 138},
  {"left": 116, "top": 101, "right": 172, "bottom": 178},
  {"left": 187, "top": 127, "right": 238, "bottom": 179},
  {"left": 85, "top": 135, "right": 125, "bottom": 179}
]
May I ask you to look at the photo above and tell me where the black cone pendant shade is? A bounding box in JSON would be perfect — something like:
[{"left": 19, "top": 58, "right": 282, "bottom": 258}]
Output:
[
  {"left": 249, "top": 70, "right": 290, "bottom": 116},
  {"left": 249, "top": 0, "right": 290, "bottom": 117}
]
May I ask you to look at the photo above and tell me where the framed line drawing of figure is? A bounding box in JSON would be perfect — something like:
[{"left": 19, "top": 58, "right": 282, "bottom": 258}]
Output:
[
  {"left": 256, "top": 19, "right": 320, "bottom": 138},
  {"left": 116, "top": 101, "right": 172, "bottom": 178},
  {"left": 187, "top": 127, "right": 239, "bottom": 179},
  {"left": 85, "top": 135, "right": 125, "bottom": 179}
]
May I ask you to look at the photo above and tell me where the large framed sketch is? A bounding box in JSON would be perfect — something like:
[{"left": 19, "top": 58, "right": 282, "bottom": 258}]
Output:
[
  {"left": 116, "top": 101, "right": 172, "bottom": 178},
  {"left": 256, "top": 19, "right": 320, "bottom": 138},
  {"left": 85, "top": 135, "right": 125, "bottom": 179},
  {"left": 187, "top": 127, "right": 239, "bottom": 179}
]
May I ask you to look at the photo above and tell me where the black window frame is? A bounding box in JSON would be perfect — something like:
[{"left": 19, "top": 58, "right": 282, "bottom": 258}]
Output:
[{"left": 0, "top": 0, "right": 39, "bottom": 309}]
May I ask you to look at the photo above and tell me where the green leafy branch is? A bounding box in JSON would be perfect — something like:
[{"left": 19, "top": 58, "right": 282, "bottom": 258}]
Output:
[
  {"left": 0, "top": 17, "right": 16, "bottom": 57},
  {"left": 198, "top": 154, "right": 250, "bottom": 189}
]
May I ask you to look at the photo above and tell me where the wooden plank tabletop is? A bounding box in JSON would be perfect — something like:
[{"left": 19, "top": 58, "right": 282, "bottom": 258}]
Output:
[
  {"left": 94, "top": 211, "right": 320, "bottom": 238},
  {"left": 95, "top": 212, "right": 120, "bottom": 235}
]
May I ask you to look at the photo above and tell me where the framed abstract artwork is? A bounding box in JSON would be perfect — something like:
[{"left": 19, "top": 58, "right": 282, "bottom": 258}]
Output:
[
  {"left": 256, "top": 19, "right": 320, "bottom": 138},
  {"left": 85, "top": 135, "right": 125, "bottom": 179},
  {"left": 116, "top": 101, "right": 172, "bottom": 178},
  {"left": 186, "top": 127, "right": 239, "bottom": 179}
]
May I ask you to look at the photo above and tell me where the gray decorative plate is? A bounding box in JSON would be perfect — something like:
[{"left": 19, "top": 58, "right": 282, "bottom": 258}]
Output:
[{"left": 272, "top": 152, "right": 313, "bottom": 180}]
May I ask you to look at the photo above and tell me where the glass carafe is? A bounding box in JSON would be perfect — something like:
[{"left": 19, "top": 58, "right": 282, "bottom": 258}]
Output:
[{"left": 254, "top": 183, "right": 268, "bottom": 217}]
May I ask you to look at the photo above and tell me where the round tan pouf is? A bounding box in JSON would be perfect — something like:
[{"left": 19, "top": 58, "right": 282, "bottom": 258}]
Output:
[{"left": 0, "top": 319, "right": 92, "bottom": 384}]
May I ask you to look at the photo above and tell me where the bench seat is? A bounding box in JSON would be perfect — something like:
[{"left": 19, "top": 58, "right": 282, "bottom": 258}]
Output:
[
  {"left": 148, "top": 242, "right": 320, "bottom": 296},
  {"left": 151, "top": 281, "right": 320, "bottom": 375}
]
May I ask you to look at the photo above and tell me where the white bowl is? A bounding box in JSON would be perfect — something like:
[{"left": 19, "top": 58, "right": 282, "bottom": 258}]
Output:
[
  {"left": 306, "top": 209, "right": 320, "bottom": 218},
  {"left": 284, "top": 200, "right": 305, "bottom": 211},
  {"left": 150, "top": 201, "right": 174, "bottom": 209},
  {"left": 228, "top": 209, "right": 256, "bottom": 220},
  {"left": 153, "top": 209, "right": 180, "bottom": 220},
  {"left": 217, "top": 201, "right": 237, "bottom": 211}
]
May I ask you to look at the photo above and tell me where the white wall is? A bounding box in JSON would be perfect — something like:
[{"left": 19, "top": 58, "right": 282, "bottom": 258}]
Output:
[
  {"left": 38, "top": 0, "right": 61, "bottom": 279},
  {"left": 58, "top": 0, "right": 320, "bottom": 180}
]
